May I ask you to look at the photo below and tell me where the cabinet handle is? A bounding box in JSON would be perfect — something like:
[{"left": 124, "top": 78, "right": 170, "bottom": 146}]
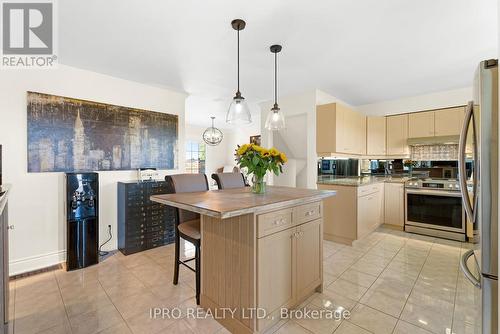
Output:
[
  {"left": 273, "top": 218, "right": 286, "bottom": 225},
  {"left": 305, "top": 210, "right": 314, "bottom": 217},
  {"left": 7, "top": 225, "right": 14, "bottom": 230}
]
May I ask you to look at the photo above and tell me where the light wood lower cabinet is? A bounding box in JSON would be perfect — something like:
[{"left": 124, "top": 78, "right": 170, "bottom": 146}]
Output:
[
  {"left": 295, "top": 219, "right": 322, "bottom": 301},
  {"left": 257, "top": 227, "right": 295, "bottom": 330},
  {"left": 318, "top": 183, "right": 383, "bottom": 245},
  {"left": 256, "top": 208, "right": 323, "bottom": 332},
  {"left": 383, "top": 183, "right": 405, "bottom": 227}
]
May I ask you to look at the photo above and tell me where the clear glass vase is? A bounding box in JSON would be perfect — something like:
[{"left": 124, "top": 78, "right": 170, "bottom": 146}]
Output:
[{"left": 252, "top": 175, "right": 266, "bottom": 194}]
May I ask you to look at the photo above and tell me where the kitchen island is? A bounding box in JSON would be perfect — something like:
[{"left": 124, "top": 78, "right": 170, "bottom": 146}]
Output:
[{"left": 151, "top": 186, "right": 335, "bottom": 334}]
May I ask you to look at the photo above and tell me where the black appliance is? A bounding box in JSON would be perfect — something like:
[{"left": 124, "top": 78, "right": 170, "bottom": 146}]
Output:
[
  {"left": 117, "top": 181, "right": 176, "bottom": 255},
  {"left": 318, "top": 159, "right": 358, "bottom": 176},
  {"left": 66, "top": 172, "right": 99, "bottom": 270}
]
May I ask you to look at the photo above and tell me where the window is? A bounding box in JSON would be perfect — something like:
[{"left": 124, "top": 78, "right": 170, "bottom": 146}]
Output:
[{"left": 185, "top": 141, "right": 206, "bottom": 174}]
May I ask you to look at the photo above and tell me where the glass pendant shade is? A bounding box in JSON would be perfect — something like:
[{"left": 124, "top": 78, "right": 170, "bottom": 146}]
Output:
[
  {"left": 226, "top": 95, "right": 252, "bottom": 125},
  {"left": 265, "top": 44, "right": 285, "bottom": 131},
  {"left": 226, "top": 19, "right": 252, "bottom": 126},
  {"left": 203, "top": 117, "right": 223, "bottom": 146},
  {"left": 265, "top": 105, "right": 286, "bottom": 131}
]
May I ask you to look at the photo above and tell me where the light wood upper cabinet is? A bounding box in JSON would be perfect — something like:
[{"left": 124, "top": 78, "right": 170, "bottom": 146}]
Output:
[
  {"left": 434, "top": 107, "right": 465, "bottom": 136},
  {"left": 386, "top": 114, "right": 409, "bottom": 156},
  {"left": 295, "top": 219, "right": 322, "bottom": 301},
  {"left": 316, "top": 103, "right": 366, "bottom": 155},
  {"left": 384, "top": 183, "right": 405, "bottom": 227},
  {"left": 409, "top": 111, "right": 435, "bottom": 138},
  {"left": 366, "top": 116, "right": 386, "bottom": 155}
]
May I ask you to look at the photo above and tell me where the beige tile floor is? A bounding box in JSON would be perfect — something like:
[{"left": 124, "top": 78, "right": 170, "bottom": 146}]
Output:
[{"left": 9, "top": 227, "right": 479, "bottom": 334}]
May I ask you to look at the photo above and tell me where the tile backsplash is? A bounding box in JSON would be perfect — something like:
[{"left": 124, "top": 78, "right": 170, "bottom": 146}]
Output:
[{"left": 410, "top": 144, "right": 459, "bottom": 161}]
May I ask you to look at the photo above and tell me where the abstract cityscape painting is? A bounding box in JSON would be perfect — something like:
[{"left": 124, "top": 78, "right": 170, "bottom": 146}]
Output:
[{"left": 27, "top": 92, "right": 178, "bottom": 172}]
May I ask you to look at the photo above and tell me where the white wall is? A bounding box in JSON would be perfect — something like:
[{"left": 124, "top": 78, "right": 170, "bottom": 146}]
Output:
[
  {"left": 185, "top": 124, "right": 230, "bottom": 179},
  {"left": 0, "top": 65, "right": 187, "bottom": 275},
  {"left": 356, "top": 87, "right": 472, "bottom": 116},
  {"left": 260, "top": 90, "right": 343, "bottom": 189}
]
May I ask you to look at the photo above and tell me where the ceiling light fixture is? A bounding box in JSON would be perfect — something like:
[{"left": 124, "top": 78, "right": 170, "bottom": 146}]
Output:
[
  {"left": 226, "top": 19, "right": 252, "bottom": 125},
  {"left": 203, "top": 116, "right": 223, "bottom": 146},
  {"left": 265, "top": 44, "right": 285, "bottom": 131}
]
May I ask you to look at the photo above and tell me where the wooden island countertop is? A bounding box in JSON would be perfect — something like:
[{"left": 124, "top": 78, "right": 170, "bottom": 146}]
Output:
[
  {"left": 151, "top": 186, "right": 336, "bottom": 334},
  {"left": 150, "top": 185, "right": 335, "bottom": 219}
]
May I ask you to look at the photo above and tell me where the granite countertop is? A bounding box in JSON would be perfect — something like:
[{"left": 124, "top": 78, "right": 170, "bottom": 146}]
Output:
[
  {"left": 151, "top": 185, "right": 336, "bottom": 219},
  {"left": 317, "top": 175, "right": 410, "bottom": 187}
]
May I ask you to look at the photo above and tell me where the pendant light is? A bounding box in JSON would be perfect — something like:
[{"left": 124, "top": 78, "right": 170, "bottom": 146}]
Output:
[
  {"left": 226, "top": 19, "right": 252, "bottom": 125},
  {"left": 203, "top": 117, "right": 223, "bottom": 146},
  {"left": 265, "top": 44, "right": 285, "bottom": 131}
]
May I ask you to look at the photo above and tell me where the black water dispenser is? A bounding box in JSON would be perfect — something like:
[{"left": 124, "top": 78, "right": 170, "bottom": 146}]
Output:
[{"left": 66, "top": 172, "right": 99, "bottom": 270}]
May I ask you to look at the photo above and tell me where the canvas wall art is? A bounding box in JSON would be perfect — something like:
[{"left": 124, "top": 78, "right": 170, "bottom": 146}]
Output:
[{"left": 27, "top": 92, "right": 178, "bottom": 172}]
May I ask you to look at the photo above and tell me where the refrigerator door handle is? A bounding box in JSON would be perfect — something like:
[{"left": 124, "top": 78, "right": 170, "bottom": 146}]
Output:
[
  {"left": 458, "top": 101, "right": 476, "bottom": 223},
  {"left": 460, "top": 249, "right": 481, "bottom": 288}
]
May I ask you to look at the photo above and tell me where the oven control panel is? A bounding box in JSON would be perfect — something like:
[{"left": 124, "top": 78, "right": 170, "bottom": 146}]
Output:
[{"left": 405, "top": 178, "right": 460, "bottom": 191}]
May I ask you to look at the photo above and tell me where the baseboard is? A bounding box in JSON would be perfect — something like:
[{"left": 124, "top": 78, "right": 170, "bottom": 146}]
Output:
[
  {"left": 323, "top": 233, "right": 353, "bottom": 246},
  {"left": 382, "top": 224, "right": 404, "bottom": 231},
  {"left": 9, "top": 250, "right": 66, "bottom": 276}
]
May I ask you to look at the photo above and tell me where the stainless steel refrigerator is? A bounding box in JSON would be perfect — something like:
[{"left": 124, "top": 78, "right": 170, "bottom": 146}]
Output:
[{"left": 459, "top": 59, "right": 498, "bottom": 334}]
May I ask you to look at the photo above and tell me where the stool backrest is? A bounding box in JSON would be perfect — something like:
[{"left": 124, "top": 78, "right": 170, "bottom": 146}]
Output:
[
  {"left": 211, "top": 172, "right": 247, "bottom": 189},
  {"left": 165, "top": 174, "right": 209, "bottom": 224}
]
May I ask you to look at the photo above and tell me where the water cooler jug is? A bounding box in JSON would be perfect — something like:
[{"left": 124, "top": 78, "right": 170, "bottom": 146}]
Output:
[{"left": 66, "top": 172, "right": 99, "bottom": 270}]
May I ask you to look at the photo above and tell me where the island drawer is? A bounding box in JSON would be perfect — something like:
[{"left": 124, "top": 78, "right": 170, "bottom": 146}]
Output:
[
  {"left": 294, "top": 201, "right": 322, "bottom": 225},
  {"left": 358, "top": 184, "right": 381, "bottom": 197},
  {"left": 257, "top": 208, "right": 293, "bottom": 238}
]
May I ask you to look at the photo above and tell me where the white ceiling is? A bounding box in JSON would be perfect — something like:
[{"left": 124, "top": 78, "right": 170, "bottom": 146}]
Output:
[{"left": 59, "top": 0, "right": 497, "bottom": 127}]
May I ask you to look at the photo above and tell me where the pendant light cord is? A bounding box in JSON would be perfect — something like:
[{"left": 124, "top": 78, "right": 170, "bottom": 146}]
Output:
[
  {"left": 237, "top": 29, "right": 240, "bottom": 94},
  {"left": 274, "top": 51, "right": 277, "bottom": 106}
]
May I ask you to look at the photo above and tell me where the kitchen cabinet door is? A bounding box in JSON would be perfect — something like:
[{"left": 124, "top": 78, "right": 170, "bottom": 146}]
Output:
[
  {"left": 434, "top": 107, "right": 465, "bottom": 136},
  {"left": 409, "top": 111, "right": 435, "bottom": 138},
  {"left": 357, "top": 192, "right": 381, "bottom": 239},
  {"left": 356, "top": 112, "right": 367, "bottom": 155},
  {"left": 257, "top": 227, "right": 295, "bottom": 317},
  {"left": 384, "top": 183, "right": 405, "bottom": 227},
  {"left": 367, "top": 116, "right": 386, "bottom": 155},
  {"left": 386, "top": 114, "right": 409, "bottom": 155},
  {"left": 295, "top": 219, "right": 322, "bottom": 301}
]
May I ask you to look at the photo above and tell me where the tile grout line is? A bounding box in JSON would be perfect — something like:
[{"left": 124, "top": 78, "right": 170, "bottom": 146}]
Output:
[
  {"left": 52, "top": 270, "right": 74, "bottom": 334},
  {"left": 449, "top": 242, "right": 466, "bottom": 333},
  {"left": 389, "top": 237, "right": 434, "bottom": 334},
  {"left": 335, "top": 233, "right": 404, "bottom": 333},
  {"left": 96, "top": 273, "right": 136, "bottom": 334}
]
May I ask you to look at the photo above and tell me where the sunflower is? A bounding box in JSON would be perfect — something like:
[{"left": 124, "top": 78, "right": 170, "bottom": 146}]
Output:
[
  {"left": 236, "top": 144, "right": 249, "bottom": 156},
  {"left": 280, "top": 152, "right": 288, "bottom": 163},
  {"left": 269, "top": 147, "right": 280, "bottom": 157}
]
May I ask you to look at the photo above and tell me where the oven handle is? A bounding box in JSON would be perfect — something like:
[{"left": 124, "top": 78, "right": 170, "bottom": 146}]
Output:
[
  {"left": 458, "top": 101, "right": 477, "bottom": 223},
  {"left": 460, "top": 249, "right": 481, "bottom": 288},
  {"left": 405, "top": 189, "right": 462, "bottom": 197}
]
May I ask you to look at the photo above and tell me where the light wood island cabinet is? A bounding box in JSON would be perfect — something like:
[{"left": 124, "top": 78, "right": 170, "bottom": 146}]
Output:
[
  {"left": 386, "top": 114, "right": 409, "bottom": 156},
  {"left": 151, "top": 186, "right": 334, "bottom": 334}
]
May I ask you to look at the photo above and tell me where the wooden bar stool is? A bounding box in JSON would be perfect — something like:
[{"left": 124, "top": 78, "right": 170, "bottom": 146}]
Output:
[{"left": 165, "top": 173, "right": 209, "bottom": 305}]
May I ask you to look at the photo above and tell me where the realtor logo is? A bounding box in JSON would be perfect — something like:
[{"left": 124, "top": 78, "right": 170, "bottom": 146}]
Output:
[{"left": 1, "top": 0, "right": 57, "bottom": 68}]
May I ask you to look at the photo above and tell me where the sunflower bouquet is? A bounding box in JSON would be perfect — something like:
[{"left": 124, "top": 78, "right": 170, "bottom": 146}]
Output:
[{"left": 235, "top": 144, "right": 288, "bottom": 194}]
